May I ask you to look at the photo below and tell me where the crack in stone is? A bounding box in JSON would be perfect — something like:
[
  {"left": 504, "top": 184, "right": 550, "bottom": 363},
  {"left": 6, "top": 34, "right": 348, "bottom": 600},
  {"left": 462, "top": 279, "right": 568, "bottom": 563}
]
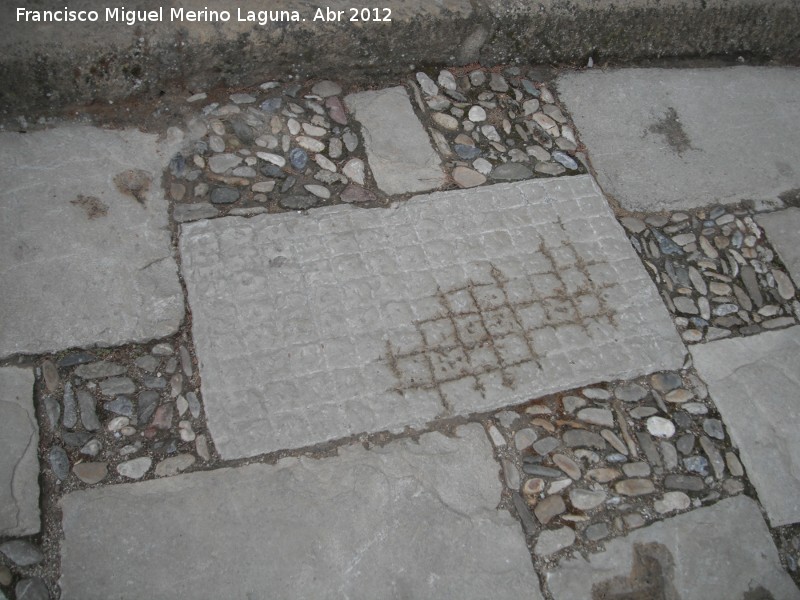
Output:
[{"left": 2, "top": 400, "right": 37, "bottom": 532}]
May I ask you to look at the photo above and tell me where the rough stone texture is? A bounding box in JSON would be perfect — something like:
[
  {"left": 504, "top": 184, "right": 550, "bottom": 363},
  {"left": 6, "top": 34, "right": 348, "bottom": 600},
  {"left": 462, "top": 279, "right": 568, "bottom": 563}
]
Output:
[
  {"left": 691, "top": 326, "right": 800, "bottom": 527},
  {"left": 2, "top": 0, "right": 798, "bottom": 113},
  {"left": 60, "top": 424, "right": 540, "bottom": 600},
  {"left": 0, "top": 126, "right": 184, "bottom": 358},
  {"left": 345, "top": 86, "right": 446, "bottom": 195},
  {"left": 558, "top": 67, "right": 800, "bottom": 211},
  {"left": 547, "top": 496, "right": 800, "bottom": 599},
  {"left": 757, "top": 207, "right": 800, "bottom": 284},
  {"left": 180, "top": 176, "right": 685, "bottom": 458},
  {"left": 0, "top": 367, "right": 38, "bottom": 536}
]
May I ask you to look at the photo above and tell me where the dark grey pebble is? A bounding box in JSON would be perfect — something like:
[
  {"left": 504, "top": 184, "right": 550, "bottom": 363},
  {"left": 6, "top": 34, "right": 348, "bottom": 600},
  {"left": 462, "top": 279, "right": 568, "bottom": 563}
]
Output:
[
  {"left": 134, "top": 355, "right": 160, "bottom": 373},
  {"left": 709, "top": 206, "right": 726, "bottom": 219},
  {"left": 454, "top": 144, "right": 482, "bottom": 160},
  {"left": 562, "top": 429, "right": 606, "bottom": 450},
  {"left": 289, "top": 148, "right": 308, "bottom": 170},
  {"left": 520, "top": 79, "right": 540, "bottom": 97},
  {"left": 0, "top": 540, "right": 43, "bottom": 567},
  {"left": 280, "top": 195, "right": 317, "bottom": 210},
  {"left": 740, "top": 265, "right": 764, "bottom": 307},
  {"left": 57, "top": 352, "right": 95, "bottom": 368},
  {"left": 689, "top": 317, "right": 709, "bottom": 329},
  {"left": 512, "top": 492, "right": 537, "bottom": 535},
  {"left": 260, "top": 164, "right": 286, "bottom": 178},
  {"left": 61, "top": 431, "right": 91, "bottom": 448},
  {"left": 143, "top": 375, "right": 167, "bottom": 390},
  {"left": 44, "top": 396, "right": 61, "bottom": 428},
  {"left": 444, "top": 89, "right": 468, "bottom": 102},
  {"left": 48, "top": 446, "right": 69, "bottom": 481},
  {"left": 676, "top": 433, "right": 695, "bottom": 455},
  {"left": 521, "top": 464, "right": 563, "bottom": 478},
  {"left": 285, "top": 84, "right": 301, "bottom": 97},
  {"left": 636, "top": 431, "right": 662, "bottom": 469},
  {"left": 281, "top": 176, "right": 296, "bottom": 193},
  {"left": 169, "top": 154, "right": 187, "bottom": 178},
  {"left": 99, "top": 377, "right": 136, "bottom": 396},
  {"left": 651, "top": 372, "right": 682, "bottom": 393},
  {"left": 62, "top": 383, "right": 78, "bottom": 429},
  {"left": 105, "top": 395, "right": 134, "bottom": 416},
  {"left": 230, "top": 118, "right": 255, "bottom": 144},
  {"left": 186, "top": 392, "right": 202, "bottom": 418},
  {"left": 650, "top": 229, "right": 683, "bottom": 256},
  {"left": 210, "top": 187, "right": 240, "bottom": 205},
  {"left": 138, "top": 390, "right": 160, "bottom": 423},
  {"left": 683, "top": 455, "right": 709, "bottom": 475},
  {"left": 77, "top": 390, "right": 101, "bottom": 431},
  {"left": 673, "top": 411, "right": 693, "bottom": 429},
  {"left": 703, "top": 418, "right": 725, "bottom": 440},
  {"left": 260, "top": 97, "right": 282, "bottom": 113},
  {"left": 179, "top": 346, "right": 193, "bottom": 378},
  {"left": 16, "top": 577, "right": 50, "bottom": 600},
  {"left": 664, "top": 474, "right": 705, "bottom": 492}
]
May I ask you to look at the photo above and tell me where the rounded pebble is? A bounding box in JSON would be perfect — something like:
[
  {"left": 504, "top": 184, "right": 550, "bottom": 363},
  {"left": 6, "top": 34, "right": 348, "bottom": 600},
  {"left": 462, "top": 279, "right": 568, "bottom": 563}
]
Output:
[
  {"left": 117, "top": 457, "right": 152, "bottom": 480},
  {"left": 452, "top": 166, "right": 486, "bottom": 188},
  {"left": 646, "top": 416, "right": 676, "bottom": 438}
]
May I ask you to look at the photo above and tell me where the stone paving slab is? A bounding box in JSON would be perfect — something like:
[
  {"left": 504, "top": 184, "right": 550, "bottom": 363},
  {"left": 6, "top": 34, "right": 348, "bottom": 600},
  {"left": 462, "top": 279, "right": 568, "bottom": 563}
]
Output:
[
  {"left": 691, "top": 326, "right": 800, "bottom": 527},
  {"left": 0, "top": 126, "right": 185, "bottom": 359},
  {"left": 59, "top": 423, "right": 540, "bottom": 600},
  {"left": 557, "top": 67, "right": 800, "bottom": 211},
  {"left": 546, "top": 495, "right": 800, "bottom": 598},
  {"left": 180, "top": 175, "right": 685, "bottom": 459},
  {"left": 758, "top": 207, "right": 800, "bottom": 284},
  {"left": 345, "top": 86, "right": 446, "bottom": 195},
  {"left": 0, "top": 367, "right": 38, "bottom": 537}
]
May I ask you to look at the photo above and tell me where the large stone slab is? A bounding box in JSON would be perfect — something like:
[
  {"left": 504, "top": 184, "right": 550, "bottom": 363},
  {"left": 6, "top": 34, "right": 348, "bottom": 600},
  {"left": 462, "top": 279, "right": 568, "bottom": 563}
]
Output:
[
  {"left": 547, "top": 496, "right": 799, "bottom": 598},
  {"left": 691, "top": 326, "right": 800, "bottom": 527},
  {"left": 180, "top": 175, "right": 685, "bottom": 459},
  {"left": 0, "top": 126, "right": 185, "bottom": 358},
  {"left": 758, "top": 207, "right": 800, "bottom": 284},
  {"left": 557, "top": 67, "right": 800, "bottom": 211},
  {"left": 0, "top": 367, "right": 39, "bottom": 536},
  {"left": 60, "top": 424, "right": 541, "bottom": 600},
  {"left": 345, "top": 86, "right": 446, "bottom": 195}
]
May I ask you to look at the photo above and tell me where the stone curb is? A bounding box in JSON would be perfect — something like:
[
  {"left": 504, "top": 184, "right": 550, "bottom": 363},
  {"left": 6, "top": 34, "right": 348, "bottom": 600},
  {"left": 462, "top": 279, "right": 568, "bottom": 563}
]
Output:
[{"left": 1, "top": 0, "right": 798, "bottom": 112}]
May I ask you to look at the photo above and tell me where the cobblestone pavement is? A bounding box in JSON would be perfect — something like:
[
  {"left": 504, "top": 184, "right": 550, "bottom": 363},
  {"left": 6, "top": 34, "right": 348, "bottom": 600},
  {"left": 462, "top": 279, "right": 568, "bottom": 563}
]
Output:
[{"left": 1, "top": 64, "right": 799, "bottom": 599}]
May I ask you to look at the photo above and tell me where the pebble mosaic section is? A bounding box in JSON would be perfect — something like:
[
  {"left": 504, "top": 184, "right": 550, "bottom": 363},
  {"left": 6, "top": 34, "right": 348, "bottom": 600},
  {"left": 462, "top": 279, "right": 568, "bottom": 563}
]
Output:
[
  {"left": 36, "top": 337, "right": 213, "bottom": 490},
  {"left": 622, "top": 205, "right": 799, "bottom": 344},
  {"left": 487, "top": 368, "right": 750, "bottom": 561},
  {"left": 410, "top": 68, "right": 585, "bottom": 188},
  {"left": 166, "top": 67, "right": 585, "bottom": 223},
  {"left": 169, "top": 79, "right": 380, "bottom": 222}
]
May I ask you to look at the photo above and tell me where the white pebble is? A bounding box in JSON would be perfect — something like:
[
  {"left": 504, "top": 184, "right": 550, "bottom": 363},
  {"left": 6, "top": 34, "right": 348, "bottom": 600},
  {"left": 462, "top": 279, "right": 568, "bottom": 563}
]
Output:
[{"left": 647, "top": 416, "right": 676, "bottom": 438}]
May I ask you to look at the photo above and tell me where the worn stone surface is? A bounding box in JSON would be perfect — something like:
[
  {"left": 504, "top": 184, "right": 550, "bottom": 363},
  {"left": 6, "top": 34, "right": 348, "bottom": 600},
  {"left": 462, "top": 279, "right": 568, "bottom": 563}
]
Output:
[
  {"left": 0, "top": 126, "right": 184, "bottom": 358},
  {"left": 180, "top": 176, "right": 684, "bottom": 458},
  {"left": 60, "top": 424, "right": 540, "bottom": 599},
  {"left": 691, "top": 326, "right": 800, "bottom": 527},
  {"left": 345, "top": 86, "right": 445, "bottom": 195},
  {"left": 0, "top": 367, "right": 39, "bottom": 536},
  {"left": 558, "top": 67, "right": 800, "bottom": 211},
  {"left": 547, "top": 496, "right": 800, "bottom": 598},
  {"left": 758, "top": 207, "right": 800, "bottom": 284}
]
